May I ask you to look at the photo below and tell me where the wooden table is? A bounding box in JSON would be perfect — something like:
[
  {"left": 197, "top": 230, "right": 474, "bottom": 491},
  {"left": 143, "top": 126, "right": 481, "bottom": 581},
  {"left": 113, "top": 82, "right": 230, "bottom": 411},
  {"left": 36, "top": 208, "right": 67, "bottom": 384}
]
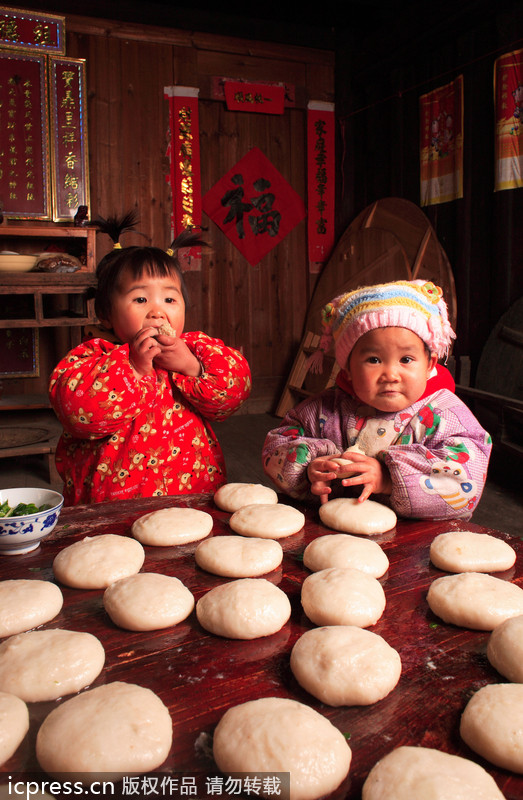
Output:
[{"left": 1, "top": 494, "right": 522, "bottom": 799}]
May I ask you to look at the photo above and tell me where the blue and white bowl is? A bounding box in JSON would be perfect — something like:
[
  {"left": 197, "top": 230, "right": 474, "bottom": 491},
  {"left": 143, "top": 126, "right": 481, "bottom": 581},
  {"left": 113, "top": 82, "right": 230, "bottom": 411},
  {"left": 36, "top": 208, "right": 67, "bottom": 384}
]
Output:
[{"left": 0, "top": 488, "right": 64, "bottom": 555}]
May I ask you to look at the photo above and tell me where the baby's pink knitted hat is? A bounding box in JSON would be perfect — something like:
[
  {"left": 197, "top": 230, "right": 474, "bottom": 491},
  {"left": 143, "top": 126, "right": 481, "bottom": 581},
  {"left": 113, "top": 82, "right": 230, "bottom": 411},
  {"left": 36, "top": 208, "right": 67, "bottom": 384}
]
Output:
[{"left": 310, "top": 280, "right": 456, "bottom": 372}]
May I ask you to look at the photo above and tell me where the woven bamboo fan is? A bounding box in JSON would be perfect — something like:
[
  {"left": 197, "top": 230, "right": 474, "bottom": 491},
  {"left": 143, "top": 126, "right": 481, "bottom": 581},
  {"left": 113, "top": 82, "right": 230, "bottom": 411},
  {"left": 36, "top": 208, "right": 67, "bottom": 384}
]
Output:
[{"left": 276, "top": 197, "right": 457, "bottom": 417}]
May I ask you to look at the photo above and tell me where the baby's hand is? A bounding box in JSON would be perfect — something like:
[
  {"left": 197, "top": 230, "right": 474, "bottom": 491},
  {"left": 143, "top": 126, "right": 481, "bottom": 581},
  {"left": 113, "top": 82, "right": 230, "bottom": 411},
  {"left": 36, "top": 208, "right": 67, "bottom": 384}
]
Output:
[
  {"left": 307, "top": 455, "right": 345, "bottom": 505},
  {"left": 153, "top": 335, "right": 201, "bottom": 377},
  {"left": 128, "top": 327, "right": 161, "bottom": 378},
  {"left": 338, "top": 450, "right": 392, "bottom": 502}
]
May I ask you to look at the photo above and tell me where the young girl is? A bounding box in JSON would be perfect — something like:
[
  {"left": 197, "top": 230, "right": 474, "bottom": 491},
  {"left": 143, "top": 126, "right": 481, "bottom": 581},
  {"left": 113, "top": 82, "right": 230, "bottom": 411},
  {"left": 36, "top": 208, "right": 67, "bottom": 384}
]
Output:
[
  {"left": 263, "top": 280, "right": 492, "bottom": 520},
  {"left": 49, "top": 226, "right": 251, "bottom": 506}
]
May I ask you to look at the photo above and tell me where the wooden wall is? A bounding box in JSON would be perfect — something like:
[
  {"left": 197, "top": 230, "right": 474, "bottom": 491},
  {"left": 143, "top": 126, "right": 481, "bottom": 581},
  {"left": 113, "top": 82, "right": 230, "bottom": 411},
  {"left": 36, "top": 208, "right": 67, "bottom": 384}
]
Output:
[
  {"left": 335, "top": 1, "right": 523, "bottom": 382},
  {"left": 62, "top": 14, "right": 334, "bottom": 412}
]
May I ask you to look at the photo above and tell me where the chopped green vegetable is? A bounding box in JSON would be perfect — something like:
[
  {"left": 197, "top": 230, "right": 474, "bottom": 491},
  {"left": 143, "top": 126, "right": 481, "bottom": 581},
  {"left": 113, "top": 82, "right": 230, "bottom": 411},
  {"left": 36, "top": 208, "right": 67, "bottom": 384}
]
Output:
[
  {"left": 0, "top": 501, "right": 52, "bottom": 518},
  {"left": 429, "top": 621, "right": 439, "bottom": 629}
]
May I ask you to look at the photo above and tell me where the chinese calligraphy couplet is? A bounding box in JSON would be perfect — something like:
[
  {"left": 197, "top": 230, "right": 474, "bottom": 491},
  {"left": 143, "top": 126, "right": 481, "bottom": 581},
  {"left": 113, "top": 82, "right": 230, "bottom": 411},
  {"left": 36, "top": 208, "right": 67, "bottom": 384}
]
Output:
[
  {"left": 494, "top": 49, "right": 523, "bottom": 191},
  {"left": 0, "top": 6, "right": 65, "bottom": 54},
  {"left": 307, "top": 100, "right": 335, "bottom": 272},
  {"left": 49, "top": 57, "right": 89, "bottom": 221},
  {"left": 164, "top": 85, "right": 202, "bottom": 244},
  {"left": 0, "top": 50, "right": 50, "bottom": 218},
  {"left": 419, "top": 75, "right": 464, "bottom": 207}
]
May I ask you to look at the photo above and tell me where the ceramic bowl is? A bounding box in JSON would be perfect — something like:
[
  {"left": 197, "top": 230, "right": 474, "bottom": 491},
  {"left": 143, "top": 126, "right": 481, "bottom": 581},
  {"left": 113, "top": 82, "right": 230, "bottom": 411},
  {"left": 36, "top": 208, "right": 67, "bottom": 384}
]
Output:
[
  {"left": 0, "top": 253, "right": 37, "bottom": 272},
  {"left": 0, "top": 488, "right": 64, "bottom": 555}
]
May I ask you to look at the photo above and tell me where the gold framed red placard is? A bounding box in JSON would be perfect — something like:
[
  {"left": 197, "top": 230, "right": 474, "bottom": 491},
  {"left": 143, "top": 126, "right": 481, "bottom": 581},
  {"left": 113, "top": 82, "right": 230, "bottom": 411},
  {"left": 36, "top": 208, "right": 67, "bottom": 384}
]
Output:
[
  {"left": 0, "top": 48, "right": 51, "bottom": 219},
  {"left": 0, "top": 6, "right": 65, "bottom": 54},
  {"left": 48, "top": 56, "right": 90, "bottom": 221}
]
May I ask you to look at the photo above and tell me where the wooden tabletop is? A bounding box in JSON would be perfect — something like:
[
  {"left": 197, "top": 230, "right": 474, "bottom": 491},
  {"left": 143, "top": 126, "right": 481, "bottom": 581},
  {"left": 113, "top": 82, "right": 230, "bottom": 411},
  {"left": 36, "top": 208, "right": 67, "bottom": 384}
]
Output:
[{"left": 1, "top": 493, "right": 522, "bottom": 799}]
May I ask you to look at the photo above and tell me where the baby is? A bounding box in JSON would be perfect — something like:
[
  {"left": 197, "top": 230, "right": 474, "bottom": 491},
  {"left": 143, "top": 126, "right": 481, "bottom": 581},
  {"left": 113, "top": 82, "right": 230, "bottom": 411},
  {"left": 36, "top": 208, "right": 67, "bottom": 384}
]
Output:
[{"left": 263, "top": 280, "right": 492, "bottom": 519}]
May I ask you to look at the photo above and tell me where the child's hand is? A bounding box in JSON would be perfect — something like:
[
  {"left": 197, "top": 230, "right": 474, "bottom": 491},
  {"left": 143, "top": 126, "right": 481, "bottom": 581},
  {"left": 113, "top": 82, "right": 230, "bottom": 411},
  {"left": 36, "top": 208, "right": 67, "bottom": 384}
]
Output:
[
  {"left": 337, "top": 451, "right": 393, "bottom": 503},
  {"left": 307, "top": 455, "right": 344, "bottom": 505},
  {"left": 153, "top": 334, "right": 201, "bottom": 377},
  {"left": 128, "top": 327, "right": 162, "bottom": 378}
]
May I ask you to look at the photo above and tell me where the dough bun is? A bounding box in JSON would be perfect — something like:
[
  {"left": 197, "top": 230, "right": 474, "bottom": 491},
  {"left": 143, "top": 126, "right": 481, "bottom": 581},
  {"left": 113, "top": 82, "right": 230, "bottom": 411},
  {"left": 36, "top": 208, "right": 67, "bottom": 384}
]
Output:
[
  {"left": 0, "top": 579, "right": 63, "bottom": 637},
  {"left": 131, "top": 507, "right": 213, "bottom": 546},
  {"left": 196, "top": 578, "right": 291, "bottom": 639},
  {"left": 303, "top": 533, "right": 389, "bottom": 578},
  {"left": 157, "top": 323, "right": 176, "bottom": 336},
  {"left": 36, "top": 681, "right": 172, "bottom": 780},
  {"left": 0, "top": 691, "right": 29, "bottom": 766},
  {"left": 301, "top": 567, "right": 386, "bottom": 628},
  {"left": 427, "top": 572, "right": 523, "bottom": 630},
  {"left": 195, "top": 535, "right": 283, "bottom": 577},
  {"left": 460, "top": 683, "right": 523, "bottom": 773},
  {"left": 213, "top": 697, "right": 351, "bottom": 800},
  {"left": 103, "top": 573, "right": 194, "bottom": 631},
  {"left": 430, "top": 530, "right": 516, "bottom": 573},
  {"left": 214, "top": 482, "right": 278, "bottom": 512},
  {"left": 229, "top": 503, "right": 305, "bottom": 539},
  {"left": 290, "top": 626, "right": 401, "bottom": 706},
  {"left": 53, "top": 534, "right": 145, "bottom": 589},
  {"left": 362, "top": 745, "right": 505, "bottom": 800},
  {"left": 0, "top": 629, "right": 105, "bottom": 702},
  {"left": 319, "top": 498, "right": 397, "bottom": 535},
  {"left": 486, "top": 614, "right": 523, "bottom": 682}
]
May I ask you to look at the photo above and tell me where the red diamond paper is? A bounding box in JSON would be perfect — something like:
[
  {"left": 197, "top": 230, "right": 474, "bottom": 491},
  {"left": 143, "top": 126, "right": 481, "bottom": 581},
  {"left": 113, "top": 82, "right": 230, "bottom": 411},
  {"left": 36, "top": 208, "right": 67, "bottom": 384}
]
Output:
[{"left": 203, "top": 147, "right": 306, "bottom": 266}]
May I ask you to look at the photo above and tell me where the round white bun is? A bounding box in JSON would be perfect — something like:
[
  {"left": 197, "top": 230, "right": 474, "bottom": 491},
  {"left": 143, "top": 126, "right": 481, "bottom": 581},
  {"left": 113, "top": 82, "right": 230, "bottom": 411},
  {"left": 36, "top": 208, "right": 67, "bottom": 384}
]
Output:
[
  {"left": 0, "top": 579, "right": 63, "bottom": 637},
  {"left": 213, "top": 697, "right": 351, "bottom": 800},
  {"left": 430, "top": 530, "right": 516, "bottom": 573},
  {"left": 427, "top": 572, "right": 523, "bottom": 630},
  {"left": 195, "top": 535, "right": 283, "bottom": 577},
  {"left": 319, "top": 498, "right": 397, "bottom": 535},
  {"left": 103, "top": 573, "right": 194, "bottom": 631},
  {"left": 214, "top": 483, "right": 278, "bottom": 512},
  {"left": 290, "top": 626, "right": 401, "bottom": 706},
  {"left": 301, "top": 567, "right": 386, "bottom": 628},
  {"left": 53, "top": 534, "right": 145, "bottom": 590},
  {"left": 303, "top": 533, "right": 389, "bottom": 578},
  {"left": 229, "top": 503, "right": 305, "bottom": 539},
  {"left": 131, "top": 507, "right": 213, "bottom": 546},
  {"left": 196, "top": 578, "right": 291, "bottom": 639}
]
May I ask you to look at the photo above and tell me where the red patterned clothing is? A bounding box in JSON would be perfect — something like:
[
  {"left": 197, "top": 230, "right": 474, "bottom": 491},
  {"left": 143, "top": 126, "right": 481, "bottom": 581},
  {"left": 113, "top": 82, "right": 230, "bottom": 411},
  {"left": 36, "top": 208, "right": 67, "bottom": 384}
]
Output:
[{"left": 49, "top": 332, "right": 251, "bottom": 506}]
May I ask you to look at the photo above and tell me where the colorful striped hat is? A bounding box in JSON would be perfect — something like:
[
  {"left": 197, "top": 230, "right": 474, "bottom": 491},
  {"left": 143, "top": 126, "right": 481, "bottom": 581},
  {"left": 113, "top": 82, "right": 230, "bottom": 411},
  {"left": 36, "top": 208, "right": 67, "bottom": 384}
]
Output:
[{"left": 311, "top": 280, "right": 455, "bottom": 372}]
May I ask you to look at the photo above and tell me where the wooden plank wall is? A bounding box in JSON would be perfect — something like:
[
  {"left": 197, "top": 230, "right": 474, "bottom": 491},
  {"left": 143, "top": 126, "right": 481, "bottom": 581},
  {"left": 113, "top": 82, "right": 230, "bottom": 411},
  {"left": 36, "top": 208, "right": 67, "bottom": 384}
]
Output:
[{"left": 63, "top": 14, "right": 335, "bottom": 412}]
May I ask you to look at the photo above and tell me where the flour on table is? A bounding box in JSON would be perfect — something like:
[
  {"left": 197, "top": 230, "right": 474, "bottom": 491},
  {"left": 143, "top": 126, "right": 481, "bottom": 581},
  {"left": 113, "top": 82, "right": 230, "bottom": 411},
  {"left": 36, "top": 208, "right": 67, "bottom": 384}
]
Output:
[
  {"left": 0, "top": 691, "right": 29, "bottom": 766},
  {"left": 0, "top": 629, "right": 105, "bottom": 702},
  {"left": 430, "top": 530, "right": 516, "bottom": 573},
  {"left": 290, "top": 626, "right": 401, "bottom": 706},
  {"left": 36, "top": 681, "right": 172, "bottom": 781},
  {"left": 229, "top": 503, "right": 305, "bottom": 539},
  {"left": 303, "top": 533, "right": 389, "bottom": 578},
  {"left": 195, "top": 535, "right": 283, "bottom": 577},
  {"left": 214, "top": 483, "right": 278, "bottom": 512},
  {"left": 196, "top": 578, "right": 291, "bottom": 639},
  {"left": 487, "top": 614, "right": 523, "bottom": 682},
  {"left": 362, "top": 745, "right": 505, "bottom": 800},
  {"left": 103, "top": 573, "right": 194, "bottom": 631},
  {"left": 0, "top": 579, "right": 63, "bottom": 637},
  {"left": 213, "top": 697, "right": 351, "bottom": 800},
  {"left": 301, "top": 567, "right": 386, "bottom": 628},
  {"left": 53, "top": 534, "right": 145, "bottom": 590},
  {"left": 131, "top": 507, "right": 213, "bottom": 546},
  {"left": 427, "top": 572, "right": 523, "bottom": 630},
  {"left": 460, "top": 683, "right": 523, "bottom": 773},
  {"left": 319, "top": 498, "right": 397, "bottom": 535}
]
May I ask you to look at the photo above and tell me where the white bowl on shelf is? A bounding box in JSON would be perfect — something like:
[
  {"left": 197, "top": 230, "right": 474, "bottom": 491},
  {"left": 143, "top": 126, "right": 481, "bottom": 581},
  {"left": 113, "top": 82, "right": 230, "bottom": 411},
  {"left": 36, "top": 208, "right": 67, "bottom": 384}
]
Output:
[
  {"left": 0, "top": 488, "right": 64, "bottom": 555},
  {"left": 0, "top": 253, "right": 37, "bottom": 272}
]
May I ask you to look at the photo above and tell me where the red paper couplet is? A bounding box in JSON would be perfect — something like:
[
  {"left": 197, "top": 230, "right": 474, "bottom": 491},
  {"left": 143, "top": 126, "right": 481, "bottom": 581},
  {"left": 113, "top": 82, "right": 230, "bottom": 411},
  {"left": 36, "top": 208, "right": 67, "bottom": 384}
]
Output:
[{"left": 307, "top": 101, "right": 335, "bottom": 270}]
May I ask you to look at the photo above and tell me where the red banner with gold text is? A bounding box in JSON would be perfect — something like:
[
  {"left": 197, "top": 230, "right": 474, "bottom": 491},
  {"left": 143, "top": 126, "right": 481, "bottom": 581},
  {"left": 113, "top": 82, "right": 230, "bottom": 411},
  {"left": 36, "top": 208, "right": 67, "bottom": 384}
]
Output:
[
  {"left": 164, "top": 86, "right": 202, "bottom": 241},
  {"left": 307, "top": 101, "right": 335, "bottom": 272}
]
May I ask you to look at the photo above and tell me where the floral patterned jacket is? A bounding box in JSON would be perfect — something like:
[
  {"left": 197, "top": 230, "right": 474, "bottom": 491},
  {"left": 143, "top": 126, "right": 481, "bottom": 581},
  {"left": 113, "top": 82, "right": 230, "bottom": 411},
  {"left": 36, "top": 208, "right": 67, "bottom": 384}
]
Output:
[
  {"left": 49, "top": 332, "right": 251, "bottom": 506},
  {"left": 263, "top": 374, "right": 492, "bottom": 520}
]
